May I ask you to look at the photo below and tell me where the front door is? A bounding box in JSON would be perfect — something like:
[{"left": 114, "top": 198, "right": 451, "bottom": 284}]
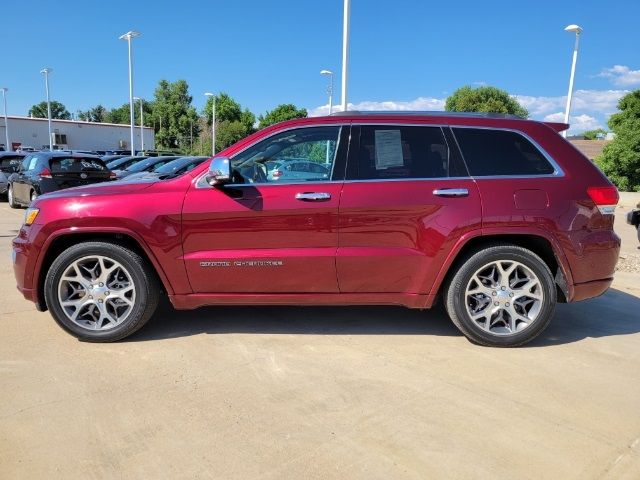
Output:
[
  {"left": 182, "top": 125, "right": 349, "bottom": 293},
  {"left": 337, "top": 124, "right": 482, "bottom": 294}
]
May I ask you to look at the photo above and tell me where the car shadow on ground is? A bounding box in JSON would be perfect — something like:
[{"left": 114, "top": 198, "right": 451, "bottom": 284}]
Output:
[{"left": 126, "top": 288, "right": 640, "bottom": 347}]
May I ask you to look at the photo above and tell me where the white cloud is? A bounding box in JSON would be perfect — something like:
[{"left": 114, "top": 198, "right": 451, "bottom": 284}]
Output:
[
  {"left": 308, "top": 96, "right": 445, "bottom": 117},
  {"left": 543, "top": 112, "right": 602, "bottom": 132},
  {"left": 597, "top": 65, "right": 640, "bottom": 87},
  {"left": 307, "top": 88, "right": 625, "bottom": 134}
]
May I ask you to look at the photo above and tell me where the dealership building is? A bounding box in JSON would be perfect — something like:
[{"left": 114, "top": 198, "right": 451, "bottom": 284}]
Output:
[{"left": 0, "top": 115, "right": 155, "bottom": 152}]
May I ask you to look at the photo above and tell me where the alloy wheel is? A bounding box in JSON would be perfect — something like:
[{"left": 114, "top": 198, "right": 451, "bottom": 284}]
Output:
[{"left": 464, "top": 260, "right": 543, "bottom": 336}]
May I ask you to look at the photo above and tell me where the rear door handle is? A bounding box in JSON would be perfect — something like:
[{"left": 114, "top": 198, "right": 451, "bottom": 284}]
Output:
[
  {"left": 433, "top": 188, "right": 469, "bottom": 198},
  {"left": 295, "top": 192, "right": 332, "bottom": 202}
]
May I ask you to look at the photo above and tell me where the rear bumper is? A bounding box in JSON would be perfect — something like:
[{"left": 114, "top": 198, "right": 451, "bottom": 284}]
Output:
[{"left": 570, "top": 278, "right": 613, "bottom": 302}]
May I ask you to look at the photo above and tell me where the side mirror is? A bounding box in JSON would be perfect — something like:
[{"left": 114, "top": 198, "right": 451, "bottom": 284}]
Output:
[{"left": 205, "top": 156, "right": 231, "bottom": 186}]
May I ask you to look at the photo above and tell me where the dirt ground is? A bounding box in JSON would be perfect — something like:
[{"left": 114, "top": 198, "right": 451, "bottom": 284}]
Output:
[{"left": 1, "top": 201, "right": 639, "bottom": 479}]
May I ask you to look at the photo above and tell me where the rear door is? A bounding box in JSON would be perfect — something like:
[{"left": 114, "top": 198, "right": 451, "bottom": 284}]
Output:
[
  {"left": 49, "top": 156, "right": 112, "bottom": 189},
  {"left": 337, "top": 124, "right": 482, "bottom": 294}
]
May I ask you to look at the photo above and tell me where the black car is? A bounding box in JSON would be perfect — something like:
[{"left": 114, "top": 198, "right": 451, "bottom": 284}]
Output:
[
  {"left": 115, "top": 156, "right": 180, "bottom": 179},
  {"left": 0, "top": 152, "right": 27, "bottom": 197},
  {"left": 105, "top": 155, "right": 148, "bottom": 171},
  {"left": 125, "top": 156, "right": 209, "bottom": 180},
  {"left": 7, "top": 152, "right": 114, "bottom": 208},
  {"left": 628, "top": 202, "right": 640, "bottom": 243}
]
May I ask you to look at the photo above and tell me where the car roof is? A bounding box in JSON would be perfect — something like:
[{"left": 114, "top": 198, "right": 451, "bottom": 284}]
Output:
[{"left": 32, "top": 151, "right": 101, "bottom": 158}]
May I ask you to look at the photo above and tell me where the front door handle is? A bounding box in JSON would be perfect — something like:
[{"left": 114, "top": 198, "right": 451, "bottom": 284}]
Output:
[
  {"left": 433, "top": 188, "right": 469, "bottom": 198},
  {"left": 295, "top": 192, "right": 332, "bottom": 202}
]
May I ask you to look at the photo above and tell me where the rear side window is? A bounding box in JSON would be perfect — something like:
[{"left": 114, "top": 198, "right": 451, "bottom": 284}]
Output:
[
  {"left": 50, "top": 157, "right": 107, "bottom": 172},
  {"left": 453, "top": 128, "right": 555, "bottom": 176},
  {"left": 0, "top": 156, "right": 24, "bottom": 172},
  {"left": 349, "top": 126, "right": 459, "bottom": 180}
]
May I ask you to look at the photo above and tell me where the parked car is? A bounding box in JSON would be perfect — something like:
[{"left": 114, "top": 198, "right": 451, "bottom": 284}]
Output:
[
  {"left": 105, "top": 155, "right": 148, "bottom": 171},
  {"left": 125, "top": 156, "right": 209, "bottom": 180},
  {"left": 100, "top": 154, "right": 128, "bottom": 164},
  {"left": 13, "top": 112, "right": 620, "bottom": 345},
  {"left": 266, "top": 159, "right": 330, "bottom": 181},
  {"left": 114, "top": 156, "right": 180, "bottom": 179},
  {"left": 628, "top": 203, "right": 640, "bottom": 242},
  {"left": 7, "top": 152, "right": 114, "bottom": 208},
  {"left": 0, "top": 152, "right": 27, "bottom": 198}
]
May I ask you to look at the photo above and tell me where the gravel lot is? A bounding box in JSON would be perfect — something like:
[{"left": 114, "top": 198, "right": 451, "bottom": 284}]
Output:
[{"left": 1, "top": 201, "right": 639, "bottom": 479}]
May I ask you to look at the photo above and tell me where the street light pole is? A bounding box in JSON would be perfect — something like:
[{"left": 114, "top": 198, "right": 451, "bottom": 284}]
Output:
[
  {"left": 0, "top": 88, "right": 9, "bottom": 151},
  {"left": 320, "top": 70, "right": 334, "bottom": 115},
  {"left": 563, "top": 24, "right": 583, "bottom": 138},
  {"left": 204, "top": 92, "right": 215, "bottom": 156},
  {"left": 40, "top": 68, "right": 53, "bottom": 151},
  {"left": 134, "top": 97, "right": 144, "bottom": 152},
  {"left": 340, "top": 0, "right": 350, "bottom": 111},
  {"left": 119, "top": 30, "right": 141, "bottom": 155}
]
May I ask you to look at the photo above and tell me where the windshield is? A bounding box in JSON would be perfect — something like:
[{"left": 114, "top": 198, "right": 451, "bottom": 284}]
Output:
[
  {"left": 107, "top": 156, "right": 146, "bottom": 170},
  {"left": 126, "top": 156, "right": 179, "bottom": 173},
  {"left": 154, "top": 157, "right": 207, "bottom": 175}
]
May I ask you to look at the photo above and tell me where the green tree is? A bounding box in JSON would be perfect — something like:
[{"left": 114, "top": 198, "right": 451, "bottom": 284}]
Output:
[
  {"left": 203, "top": 93, "right": 256, "bottom": 132},
  {"left": 445, "top": 86, "right": 529, "bottom": 118},
  {"left": 596, "top": 90, "right": 640, "bottom": 191},
  {"left": 258, "top": 104, "right": 307, "bottom": 129},
  {"left": 28, "top": 101, "right": 71, "bottom": 120},
  {"left": 104, "top": 103, "right": 131, "bottom": 124},
  {"left": 582, "top": 128, "right": 607, "bottom": 140},
  {"left": 77, "top": 104, "right": 108, "bottom": 123},
  {"left": 151, "top": 79, "right": 199, "bottom": 151}
]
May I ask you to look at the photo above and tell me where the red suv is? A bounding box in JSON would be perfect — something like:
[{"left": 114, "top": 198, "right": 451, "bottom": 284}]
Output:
[{"left": 12, "top": 112, "right": 620, "bottom": 346}]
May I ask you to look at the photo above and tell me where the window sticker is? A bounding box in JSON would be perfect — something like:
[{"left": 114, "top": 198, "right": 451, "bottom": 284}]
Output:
[{"left": 374, "top": 130, "right": 404, "bottom": 169}]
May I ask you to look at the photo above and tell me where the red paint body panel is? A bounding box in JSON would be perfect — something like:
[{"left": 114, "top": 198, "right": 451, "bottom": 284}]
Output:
[{"left": 12, "top": 113, "right": 620, "bottom": 313}]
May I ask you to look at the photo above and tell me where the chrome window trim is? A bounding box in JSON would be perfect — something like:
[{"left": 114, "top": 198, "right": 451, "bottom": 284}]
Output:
[{"left": 196, "top": 123, "right": 349, "bottom": 189}]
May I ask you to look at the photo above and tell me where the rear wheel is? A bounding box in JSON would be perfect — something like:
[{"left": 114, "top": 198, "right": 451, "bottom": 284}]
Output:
[
  {"left": 7, "top": 184, "right": 19, "bottom": 208},
  {"left": 44, "top": 241, "right": 160, "bottom": 342},
  {"left": 445, "top": 244, "right": 556, "bottom": 347}
]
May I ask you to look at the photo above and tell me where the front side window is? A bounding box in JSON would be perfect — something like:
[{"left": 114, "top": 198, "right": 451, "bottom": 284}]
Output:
[
  {"left": 231, "top": 126, "right": 340, "bottom": 184},
  {"left": 349, "top": 126, "right": 453, "bottom": 180},
  {"left": 452, "top": 128, "right": 555, "bottom": 176}
]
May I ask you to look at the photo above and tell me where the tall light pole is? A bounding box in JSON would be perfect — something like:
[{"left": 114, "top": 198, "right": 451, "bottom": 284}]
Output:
[
  {"left": 563, "top": 24, "right": 583, "bottom": 138},
  {"left": 119, "top": 30, "right": 141, "bottom": 155},
  {"left": 340, "top": 0, "right": 350, "bottom": 111},
  {"left": 320, "top": 70, "right": 334, "bottom": 115},
  {"left": 133, "top": 96, "right": 144, "bottom": 152},
  {"left": 204, "top": 92, "right": 215, "bottom": 156},
  {"left": 0, "top": 88, "right": 9, "bottom": 151},
  {"left": 40, "top": 68, "right": 53, "bottom": 151}
]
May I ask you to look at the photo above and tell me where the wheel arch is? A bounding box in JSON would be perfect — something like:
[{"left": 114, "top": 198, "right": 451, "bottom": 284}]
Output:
[
  {"left": 34, "top": 230, "right": 175, "bottom": 311},
  {"left": 430, "top": 230, "right": 573, "bottom": 304}
]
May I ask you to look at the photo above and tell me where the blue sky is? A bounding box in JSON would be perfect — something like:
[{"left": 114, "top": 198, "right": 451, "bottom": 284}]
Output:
[{"left": 2, "top": 0, "right": 639, "bottom": 133}]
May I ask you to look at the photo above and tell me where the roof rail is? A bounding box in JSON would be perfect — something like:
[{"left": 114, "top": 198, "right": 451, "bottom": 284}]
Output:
[{"left": 329, "top": 110, "right": 525, "bottom": 120}]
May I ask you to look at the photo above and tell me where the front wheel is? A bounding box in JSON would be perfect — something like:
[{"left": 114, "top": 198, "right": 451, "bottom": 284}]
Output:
[
  {"left": 445, "top": 244, "right": 556, "bottom": 347},
  {"left": 44, "top": 241, "right": 160, "bottom": 342}
]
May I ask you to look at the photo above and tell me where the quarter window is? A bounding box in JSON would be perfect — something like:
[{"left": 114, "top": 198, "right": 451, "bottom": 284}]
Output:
[
  {"left": 452, "top": 128, "right": 555, "bottom": 176},
  {"left": 230, "top": 126, "right": 340, "bottom": 184},
  {"left": 350, "top": 126, "right": 453, "bottom": 180}
]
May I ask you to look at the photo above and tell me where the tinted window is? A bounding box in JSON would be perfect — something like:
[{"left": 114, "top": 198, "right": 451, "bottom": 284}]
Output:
[
  {"left": 50, "top": 157, "right": 107, "bottom": 172},
  {"left": 231, "top": 126, "right": 340, "bottom": 184},
  {"left": 350, "top": 126, "right": 452, "bottom": 180},
  {"left": 0, "top": 156, "right": 24, "bottom": 172},
  {"left": 453, "top": 128, "right": 555, "bottom": 176}
]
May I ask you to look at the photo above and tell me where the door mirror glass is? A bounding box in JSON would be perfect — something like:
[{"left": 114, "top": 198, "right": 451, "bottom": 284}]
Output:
[{"left": 205, "top": 156, "right": 231, "bottom": 186}]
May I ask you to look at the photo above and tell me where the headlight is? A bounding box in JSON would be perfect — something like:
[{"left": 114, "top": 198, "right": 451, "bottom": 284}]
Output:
[{"left": 24, "top": 207, "right": 40, "bottom": 226}]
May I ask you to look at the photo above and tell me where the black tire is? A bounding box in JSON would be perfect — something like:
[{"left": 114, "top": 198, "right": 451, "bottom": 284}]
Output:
[
  {"left": 444, "top": 244, "right": 556, "bottom": 347},
  {"left": 7, "top": 184, "right": 20, "bottom": 209},
  {"left": 44, "top": 241, "right": 160, "bottom": 342}
]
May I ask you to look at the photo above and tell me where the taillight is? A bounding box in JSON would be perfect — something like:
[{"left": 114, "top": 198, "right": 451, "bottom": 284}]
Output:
[
  {"left": 587, "top": 186, "right": 619, "bottom": 215},
  {"left": 40, "top": 168, "right": 52, "bottom": 179},
  {"left": 273, "top": 170, "right": 282, "bottom": 178}
]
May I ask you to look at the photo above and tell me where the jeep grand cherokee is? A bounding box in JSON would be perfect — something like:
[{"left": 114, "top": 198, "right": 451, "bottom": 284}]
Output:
[{"left": 12, "top": 112, "right": 620, "bottom": 346}]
